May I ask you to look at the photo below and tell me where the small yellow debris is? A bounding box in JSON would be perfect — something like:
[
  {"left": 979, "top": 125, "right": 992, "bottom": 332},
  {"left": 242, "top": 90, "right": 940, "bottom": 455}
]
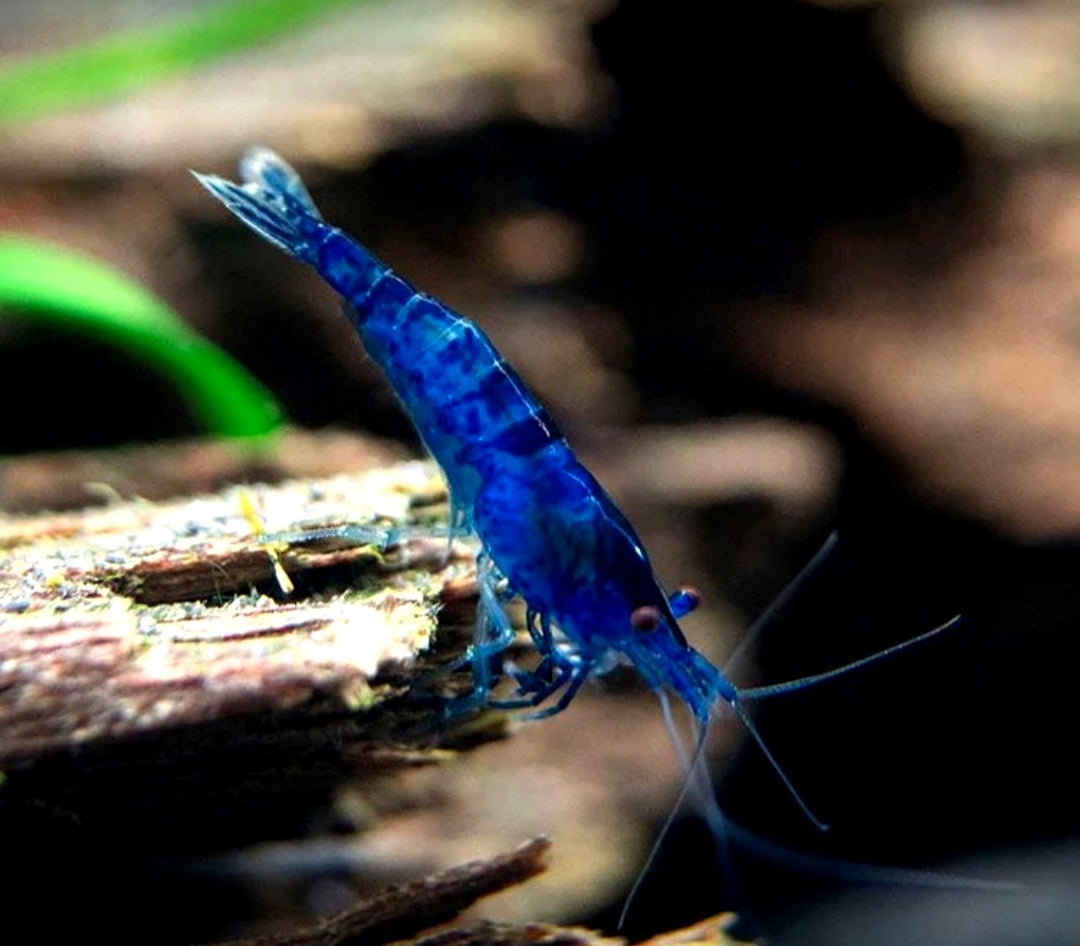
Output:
[{"left": 236, "top": 488, "right": 295, "bottom": 595}]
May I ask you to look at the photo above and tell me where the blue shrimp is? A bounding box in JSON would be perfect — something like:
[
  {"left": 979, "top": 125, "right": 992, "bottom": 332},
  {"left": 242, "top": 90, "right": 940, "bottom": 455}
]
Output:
[{"left": 194, "top": 148, "right": 960, "bottom": 831}]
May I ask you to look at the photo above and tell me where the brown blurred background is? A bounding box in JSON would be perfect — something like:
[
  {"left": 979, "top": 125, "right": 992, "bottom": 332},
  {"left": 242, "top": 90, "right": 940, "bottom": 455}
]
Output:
[{"left": 4, "top": 0, "right": 1080, "bottom": 943}]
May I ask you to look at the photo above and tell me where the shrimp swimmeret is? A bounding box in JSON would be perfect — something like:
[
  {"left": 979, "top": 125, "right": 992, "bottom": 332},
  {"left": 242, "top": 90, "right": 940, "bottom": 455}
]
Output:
[{"left": 194, "top": 148, "right": 960, "bottom": 832}]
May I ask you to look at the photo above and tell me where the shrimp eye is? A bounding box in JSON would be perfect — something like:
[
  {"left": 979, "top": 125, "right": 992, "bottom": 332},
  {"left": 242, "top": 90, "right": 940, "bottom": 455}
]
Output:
[
  {"left": 668, "top": 586, "right": 703, "bottom": 619},
  {"left": 631, "top": 605, "right": 664, "bottom": 634},
  {"left": 677, "top": 586, "right": 702, "bottom": 609}
]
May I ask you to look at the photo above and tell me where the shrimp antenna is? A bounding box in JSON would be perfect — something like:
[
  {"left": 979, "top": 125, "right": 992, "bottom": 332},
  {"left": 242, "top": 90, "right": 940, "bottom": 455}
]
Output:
[
  {"left": 728, "top": 699, "right": 829, "bottom": 830},
  {"left": 720, "top": 818, "right": 1022, "bottom": 892},
  {"left": 619, "top": 693, "right": 717, "bottom": 930},
  {"left": 637, "top": 694, "right": 1017, "bottom": 927},
  {"left": 724, "top": 615, "right": 961, "bottom": 828},
  {"left": 737, "top": 614, "right": 962, "bottom": 702},
  {"left": 724, "top": 530, "right": 838, "bottom": 677},
  {"left": 622, "top": 538, "right": 839, "bottom": 901}
]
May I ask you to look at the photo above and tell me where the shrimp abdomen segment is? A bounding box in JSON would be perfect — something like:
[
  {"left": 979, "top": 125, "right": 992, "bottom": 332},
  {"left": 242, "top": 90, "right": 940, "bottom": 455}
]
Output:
[
  {"left": 195, "top": 151, "right": 562, "bottom": 476},
  {"left": 360, "top": 295, "right": 564, "bottom": 466},
  {"left": 316, "top": 230, "right": 389, "bottom": 301}
]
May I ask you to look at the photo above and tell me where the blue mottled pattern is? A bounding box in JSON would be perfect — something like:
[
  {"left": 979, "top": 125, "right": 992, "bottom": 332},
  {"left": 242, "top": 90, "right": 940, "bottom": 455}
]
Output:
[{"left": 317, "top": 230, "right": 386, "bottom": 300}]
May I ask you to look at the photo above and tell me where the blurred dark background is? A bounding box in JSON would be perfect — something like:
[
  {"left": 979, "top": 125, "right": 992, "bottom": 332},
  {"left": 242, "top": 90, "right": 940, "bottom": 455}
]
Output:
[{"left": 4, "top": 0, "right": 1080, "bottom": 943}]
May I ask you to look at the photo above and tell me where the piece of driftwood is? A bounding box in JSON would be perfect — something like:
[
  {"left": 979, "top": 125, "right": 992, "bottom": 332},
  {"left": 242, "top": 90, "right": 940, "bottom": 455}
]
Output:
[
  {"left": 207, "top": 833, "right": 750, "bottom": 946},
  {"left": 316, "top": 911, "right": 752, "bottom": 946},
  {"left": 0, "top": 451, "right": 474, "bottom": 758},
  {"left": 219, "top": 905, "right": 751, "bottom": 946},
  {"left": 0, "top": 438, "right": 510, "bottom": 943},
  {"left": 210, "top": 838, "right": 553, "bottom": 946}
]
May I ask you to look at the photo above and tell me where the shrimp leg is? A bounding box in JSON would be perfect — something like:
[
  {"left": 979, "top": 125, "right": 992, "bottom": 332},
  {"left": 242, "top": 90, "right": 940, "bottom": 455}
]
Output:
[
  {"left": 445, "top": 554, "right": 520, "bottom": 705},
  {"left": 488, "top": 653, "right": 589, "bottom": 717}
]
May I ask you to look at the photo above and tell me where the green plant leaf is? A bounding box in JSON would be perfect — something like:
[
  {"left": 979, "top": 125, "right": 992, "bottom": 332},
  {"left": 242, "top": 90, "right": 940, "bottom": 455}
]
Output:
[
  {"left": 0, "top": 0, "right": 364, "bottom": 125},
  {"left": 0, "top": 235, "right": 285, "bottom": 439}
]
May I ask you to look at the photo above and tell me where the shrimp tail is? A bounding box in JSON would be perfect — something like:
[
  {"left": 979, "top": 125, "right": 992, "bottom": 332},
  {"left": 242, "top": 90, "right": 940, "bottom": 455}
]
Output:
[{"left": 192, "top": 147, "right": 325, "bottom": 264}]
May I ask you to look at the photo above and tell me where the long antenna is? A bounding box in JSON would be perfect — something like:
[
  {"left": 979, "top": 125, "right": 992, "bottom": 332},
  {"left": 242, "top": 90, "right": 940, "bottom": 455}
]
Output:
[
  {"left": 738, "top": 614, "right": 962, "bottom": 702},
  {"left": 618, "top": 693, "right": 712, "bottom": 930},
  {"left": 724, "top": 531, "right": 839, "bottom": 677},
  {"left": 729, "top": 699, "right": 830, "bottom": 831}
]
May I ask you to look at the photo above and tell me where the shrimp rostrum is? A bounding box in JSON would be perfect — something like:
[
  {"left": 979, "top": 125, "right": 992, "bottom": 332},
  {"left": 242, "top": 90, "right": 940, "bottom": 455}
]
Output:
[{"left": 195, "top": 149, "right": 958, "bottom": 826}]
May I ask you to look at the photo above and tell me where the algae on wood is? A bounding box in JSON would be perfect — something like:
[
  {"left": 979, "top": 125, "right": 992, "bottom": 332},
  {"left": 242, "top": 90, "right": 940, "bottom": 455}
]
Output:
[{"left": 0, "top": 455, "right": 475, "bottom": 759}]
